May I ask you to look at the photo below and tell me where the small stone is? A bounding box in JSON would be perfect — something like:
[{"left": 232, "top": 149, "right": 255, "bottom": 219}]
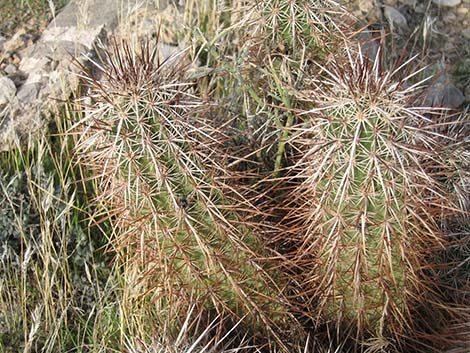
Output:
[
  {"left": 432, "top": 0, "right": 461, "bottom": 7},
  {"left": 444, "top": 41, "right": 455, "bottom": 51},
  {"left": 463, "top": 28, "right": 470, "bottom": 39},
  {"left": 384, "top": 6, "right": 409, "bottom": 30},
  {"left": 17, "top": 83, "right": 39, "bottom": 102},
  {"left": 357, "top": 31, "right": 380, "bottom": 60},
  {"left": 457, "top": 6, "right": 469, "bottom": 15},
  {"left": 425, "top": 77, "right": 465, "bottom": 109},
  {"left": 3, "top": 29, "right": 26, "bottom": 53},
  {"left": 4, "top": 64, "right": 17, "bottom": 75},
  {"left": 415, "top": 3, "right": 426, "bottom": 12},
  {"left": 0, "top": 36, "right": 5, "bottom": 51},
  {"left": 465, "top": 84, "right": 470, "bottom": 101},
  {"left": 443, "top": 12, "right": 457, "bottom": 22},
  {"left": 359, "top": 0, "right": 376, "bottom": 13},
  {"left": 158, "top": 43, "right": 180, "bottom": 61},
  {"left": 399, "top": 0, "right": 417, "bottom": 6},
  {"left": 0, "top": 76, "right": 17, "bottom": 106}
]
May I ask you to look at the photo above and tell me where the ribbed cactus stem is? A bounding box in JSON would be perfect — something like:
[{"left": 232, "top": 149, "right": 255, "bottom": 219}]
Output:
[
  {"left": 73, "top": 39, "right": 296, "bottom": 346},
  {"left": 314, "top": 101, "right": 408, "bottom": 328},
  {"left": 256, "top": 0, "right": 344, "bottom": 51},
  {"left": 279, "top": 47, "right": 468, "bottom": 347}
]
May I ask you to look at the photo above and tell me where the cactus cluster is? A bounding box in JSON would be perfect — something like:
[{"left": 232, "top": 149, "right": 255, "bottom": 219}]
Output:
[
  {"left": 251, "top": 0, "right": 347, "bottom": 53},
  {"left": 73, "top": 39, "right": 300, "bottom": 348},
  {"left": 71, "top": 1, "right": 469, "bottom": 352},
  {"left": 267, "top": 46, "right": 469, "bottom": 350}
]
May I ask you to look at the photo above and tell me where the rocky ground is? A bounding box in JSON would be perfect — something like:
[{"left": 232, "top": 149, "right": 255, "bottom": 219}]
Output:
[
  {"left": 345, "top": 0, "right": 470, "bottom": 107},
  {"left": 0, "top": 0, "right": 66, "bottom": 83}
]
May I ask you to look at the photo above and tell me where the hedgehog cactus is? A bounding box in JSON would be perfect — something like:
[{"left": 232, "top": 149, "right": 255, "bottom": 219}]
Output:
[
  {"left": 251, "top": 0, "right": 348, "bottom": 53},
  {"left": 276, "top": 46, "right": 470, "bottom": 350},
  {"left": 72, "top": 38, "right": 299, "bottom": 347}
]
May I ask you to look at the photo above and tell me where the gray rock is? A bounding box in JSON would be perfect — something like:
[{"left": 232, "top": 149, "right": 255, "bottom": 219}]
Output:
[
  {"left": 432, "top": 0, "right": 461, "bottom": 6},
  {"left": 356, "top": 31, "right": 380, "bottom": 60},
  {"left": 399, "top": 0, "right": 417, "bottom": 6},
  {"left": 0, "top": 0, "right": 181, "bottom": 151},
  {"left": 158, "top": 43, "right": 181, "bottom": 61},
  {"left": 0, "top": 77, "right": 16, "bottom": 106},
  {"left": 384, "top": 6, "right": 409, "bottom": 30},
  {"left": 425, "top": 75, "right": 465, "bottom": 109},
  {"left": 0, "top": 35, "right": 6, "bottom": 51},
  {"left": 464, "top": 84, "right": 470, "bottom": 102},
  {"left": 0, "top": 1, "right": 117, "bottom": 150},
  {"left": 4, "top": 64, "right": 17, "bottom": 75},
  {"left": 17, "top": 83, "right": 41, "bottom": 102}
]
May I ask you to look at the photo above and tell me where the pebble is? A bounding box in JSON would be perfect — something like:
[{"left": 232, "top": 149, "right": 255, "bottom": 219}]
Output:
[
  {"left": 444, "top": 41, "right": 455, "bottom": 51},
  {"left": 0, "top": 76, "right": 17, "bottom": 106},
  {"left": 457, "top": 6, "right": 469, "bottom": 15},
  {"left": 3, "top": 29, "right": 26, "bottom": 53},
  {"left": 359, "top": 0, "right": 376, "bottom": 13},
  {"left": 4, "top": 64, "right": 17, "bottom": 75},
  {"left": 17, "top": 83, "right": 39, "bottom": 102},
  {"left": 425, "top": 76, "right": 465, "bottom": 109},
  {"left": 463, "top": 28, "right": 470, "bottom": 39},
  {"left": 0, "top": 36, "right": 5, "bottom": 51},
  {"left": 465, "top": 84, "right": 470, "bottom": 101},
  {"left": 399, "top": 0, "right": 417, "bottom": 6},
  {"left": 415, "top": 3, "right": 426, "bottom": 12},
  {"left": 443, "top": 12, "right": 458, "bottom": 22},
  {"left": 432, "top": 0, "right": 462, "bottom": 7},
  {"left": 384, "top": 6, "right": 409, "bottom": 30}
]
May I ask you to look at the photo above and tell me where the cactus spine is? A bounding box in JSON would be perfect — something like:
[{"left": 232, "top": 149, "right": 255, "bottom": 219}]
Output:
[
  {"left": 73, "top": 38, "right": 298, "bottom": 348},
  {"left": 275, "top": 46, "right": 470, "bottom": 349}
]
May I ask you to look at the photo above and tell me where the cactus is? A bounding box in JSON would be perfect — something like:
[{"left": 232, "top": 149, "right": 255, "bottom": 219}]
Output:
[
  {"left": 272, "top": 45, "right": 470, "bottom": 350},
  {"left": 72, "top": 38, "right": 301, "bottom": 349},
  {"left": 251, "top": 0, "right": 348, "bottom": 53},
  {"left": 215, "top": 0, "right": 354, "bottom": 176}
]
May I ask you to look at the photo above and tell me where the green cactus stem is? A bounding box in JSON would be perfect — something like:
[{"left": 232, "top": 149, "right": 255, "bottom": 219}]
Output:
[{"left": 72, "top": 38, "right": 300, "bottom": 349}]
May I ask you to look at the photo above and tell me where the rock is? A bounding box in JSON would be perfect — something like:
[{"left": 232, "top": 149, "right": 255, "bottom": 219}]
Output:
[
  {"left": 424, "top": 74, "right": 465, "bottom": 109},
  {"left": 457, "top": 6, "right": 469, "bottom": 15},
  {"left": 356, "top": 30, "right": 380, "bottom": 60},
  {"left": 415, "top": 3, "right": 427, "bottom": 12},
  {"left": 0, "top": 77, "right": 17, "bottom": 106},
  {"left": 399, "top": 0, "right": 417, "bottom": 6},
  {"left": 443, "top": 12, "right": 457, "bottom": 22},
  {"left": 17, "top": 83, "right": 40, "bottom": 102},
  {"left": 432, "top": 0, "right": 461, "bottom": 7},
  {"left": 0, "top": 36, "right": 6, "bottom": 51},
  {"left": 4, "top": 64, "right": 17, "bottom": 75},
  {"left": 465, "top": 84, "right": 470, "bottom": 102},
  {"left": 0, "top": 0, "right": 182, "bottom": 151},
  {"left": 384, "top": 6, "right": 409, "bottom": 30},
  {"left": 158, "top": 43, "right": 181, "bottom": 61},
  {"left": 359, "top": 0, "right": 376, "bottom": 12},
  {"left": 463, "top": 28, "right": 470, "bottom": 39},
  {"left": 2, "top": 29, "right": 26, "bottom": 53},
  {"left": 358, "top": 0, "right": 382, "bottom": 21}
]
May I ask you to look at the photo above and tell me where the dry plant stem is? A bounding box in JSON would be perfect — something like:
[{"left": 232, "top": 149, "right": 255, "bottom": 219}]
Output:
[
  {"left": 275, "top": 44, "right": 470, "bottom": 351},
  {"left": 72, "top": 38, "right": 299, "bottom": 350}
]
